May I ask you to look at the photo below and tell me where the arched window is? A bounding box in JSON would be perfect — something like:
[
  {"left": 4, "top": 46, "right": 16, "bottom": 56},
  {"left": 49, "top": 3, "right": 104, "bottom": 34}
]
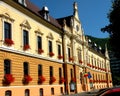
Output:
[
  {"left": 5, "top": 90, "right": 11, "bottom": 96},
  {"left": 38, "top": 64, "right": 42, "bottom": 76},
  {"left": 23, "top": 62, "right": 29, "bottom": 75},
  {"left": 40, "top": 88, "right": 43, "bottom": 96},
  {"left": 4, "top": 59, "right": 11, "bottom": 74},
  {"left": 51, "top": 87, "right": 54, "bottom": 95},
  {"left": 25, "top": 89, "right": 29, "bottom": 96}
]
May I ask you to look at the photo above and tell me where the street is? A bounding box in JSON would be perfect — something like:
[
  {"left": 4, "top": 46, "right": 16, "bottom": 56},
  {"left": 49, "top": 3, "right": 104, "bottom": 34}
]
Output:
[{"left": 62, "top": 89, "right": 99, "bottom": 96}]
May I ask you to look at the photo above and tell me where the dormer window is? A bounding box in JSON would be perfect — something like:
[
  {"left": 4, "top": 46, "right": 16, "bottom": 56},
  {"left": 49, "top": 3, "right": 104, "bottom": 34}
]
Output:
[
  {"left": 22, "top": 0, "right": 24, "bottom": 5},
  {"left": 18, "top": 0, "right": 27, "bottom": 6},
  {"left": 40, "top": 6, "right": 50, "bottom": 21}
]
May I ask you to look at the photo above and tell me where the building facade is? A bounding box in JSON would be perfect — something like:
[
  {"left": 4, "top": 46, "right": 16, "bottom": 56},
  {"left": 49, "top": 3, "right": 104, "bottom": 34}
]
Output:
[{"left": 0, "top": 0, "right": 112, "bottom": 96}]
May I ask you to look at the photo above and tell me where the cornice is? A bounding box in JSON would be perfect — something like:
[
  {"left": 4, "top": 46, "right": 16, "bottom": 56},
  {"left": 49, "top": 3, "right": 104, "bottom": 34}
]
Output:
[
  {"left": 2, "top": 0, "right": 63, "bottom": 34},
  {"left": 0, "top": 46, "right": 64, "bottom": 64}
]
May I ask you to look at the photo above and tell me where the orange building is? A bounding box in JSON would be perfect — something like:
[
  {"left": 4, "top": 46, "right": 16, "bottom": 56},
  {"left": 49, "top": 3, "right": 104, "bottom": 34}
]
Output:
[{"left": 0, "top": 0, "right": 112, "bottom": 96}]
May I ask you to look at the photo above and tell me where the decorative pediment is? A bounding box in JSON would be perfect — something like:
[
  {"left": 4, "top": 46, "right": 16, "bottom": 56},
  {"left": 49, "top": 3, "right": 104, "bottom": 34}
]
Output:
[
  {"left": 67, "top": 41, "right": 71, "bottom": 47},
  {"left": 0, "top": 13, "right": 14, "bottom": 22},
  {"left": 56, "top": 39, "right": 62, "bottom": 44},
  {"left": 77, "top": 47, "right": 81, "bottom": 51},
  {"left": 35, "top": 29, "right": 43, "bottom": 35},
  {"left": 20, "top": 20, "right": 31, "bottom": 29},
  {"left": 46, "top": 33, "right": 54, "bottom": 40}
]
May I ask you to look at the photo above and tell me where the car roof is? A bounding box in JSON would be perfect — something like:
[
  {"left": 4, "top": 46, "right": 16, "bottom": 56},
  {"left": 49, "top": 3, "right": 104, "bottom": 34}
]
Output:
[{"left": 103, "top": 87, "right": 120, "bottom": 95}]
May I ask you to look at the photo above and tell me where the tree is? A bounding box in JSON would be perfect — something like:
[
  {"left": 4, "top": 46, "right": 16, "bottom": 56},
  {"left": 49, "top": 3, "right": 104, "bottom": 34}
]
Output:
[{"left": 101, "top": 0, "right": 120, "bottom": 57}]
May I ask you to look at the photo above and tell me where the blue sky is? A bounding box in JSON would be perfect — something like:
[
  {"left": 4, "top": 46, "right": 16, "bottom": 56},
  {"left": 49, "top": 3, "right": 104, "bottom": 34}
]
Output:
[{"left": 30, "top": 0, "right": 112, "bottom": 38}]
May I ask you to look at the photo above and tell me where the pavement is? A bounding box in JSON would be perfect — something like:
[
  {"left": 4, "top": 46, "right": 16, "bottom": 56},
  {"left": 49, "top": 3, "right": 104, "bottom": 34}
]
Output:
[{"left": 62, "top": 89, "right": 99, "bottom": 96}]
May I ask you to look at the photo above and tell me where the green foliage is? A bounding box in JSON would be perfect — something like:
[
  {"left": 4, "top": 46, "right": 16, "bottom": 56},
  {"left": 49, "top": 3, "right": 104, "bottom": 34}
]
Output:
[
  {"left": 101, "top": 0, "right": 120, "bottom": 57},
  {"left": 86, "top": 35, "right": 111, "bottom": 50}
]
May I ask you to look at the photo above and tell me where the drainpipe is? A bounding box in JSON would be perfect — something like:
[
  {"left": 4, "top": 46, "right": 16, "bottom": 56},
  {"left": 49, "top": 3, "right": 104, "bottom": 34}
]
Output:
[{"left": 62, "top": 30, "right": 69, "bottom": 95}]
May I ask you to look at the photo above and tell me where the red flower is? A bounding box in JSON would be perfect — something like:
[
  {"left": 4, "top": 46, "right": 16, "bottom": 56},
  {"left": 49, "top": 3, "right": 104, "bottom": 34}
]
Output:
[
  {"left": 69, "top": 57, "right": 74, "bottom": 61},
  {"left": 38, "top": 49, "right": 44, "bottom": 54},
  {"left": 89, "top": 79, "right": 93, "bottom": 83},
  {"left": 38, "top": 76, "right": 46, "bottom": 84},
  {"left": 59, "top": 77, "right": 65, "bottom": 84},
  {"left": 110, "top": 80, "right": 112, "bottom": 83},
  {"left": 84, "top": 73, "right": 88, "bottom": 77},
  {"left": 58, "top": 55, "right": 63, "bottom": 59},
  {"left": 23, "top": 75, "right": 32, "bottom": 84},
  {"left": 71, "top": 77, "right": 76, "bottom": 82},
  {"left": 4, "top": 38, "right": 14, "bottom": 46},
  {"left": 49, "top": 52, "right": 54, "bottom": 57},
  {"left": 4, "top": 74, "right": 15, "bottom": 84},
  {"left": 23, "top": 44, "right": 30, "bottom": 50},
  {"left": 79, "top": 60, "right": 83, "bottom": 63},
  {"left": 50, "top": 76, "right": 56, "bottom": 84}
]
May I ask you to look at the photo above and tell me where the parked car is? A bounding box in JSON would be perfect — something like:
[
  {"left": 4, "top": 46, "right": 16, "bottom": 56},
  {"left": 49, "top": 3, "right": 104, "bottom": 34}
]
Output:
[{"left": 96, "top": 87, "right": 120, "bottom": 96}]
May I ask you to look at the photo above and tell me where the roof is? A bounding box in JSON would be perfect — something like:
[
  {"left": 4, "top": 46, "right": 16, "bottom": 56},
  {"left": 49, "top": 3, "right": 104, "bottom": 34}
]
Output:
[
  {"left": 17, "top": 0, "right": 62, "bottom": 29},
  {"left": 57, "top": 15, "right": 73, "bottom": 27}
]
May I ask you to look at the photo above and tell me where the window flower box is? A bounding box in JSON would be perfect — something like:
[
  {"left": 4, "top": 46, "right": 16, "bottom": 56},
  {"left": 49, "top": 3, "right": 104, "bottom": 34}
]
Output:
[
  {"left": 96, "top": 80, "right": 98, "bottom": 83},
  {"left": 69, "top": 57, "right": 74, "bottom": 62},
  {"left": 95, "top": 66, "right": 98, "bottom": 69},
  {"left": 38, "top": 49, "right": 44, "bottom": 54},
  {"left": 49, "top": 52, "right": 54, "bottom": 57},
  {"left": 79, "top": 60, "right": 83, "bottom": 63},
  {"left": 71, "top": 77, "right": 76, "bottom": 82},
  {"left": 89, "top": 79, "right": 93, "bottom": 83},
  {"left": 38, "top": 75, "right": 46, "bottom": 84},
  {"left": 87, "top": 63, "right": 92, "bottom": 67},
  {"left": 84, "top": 73, "right": 88, "bottom": 77},
  {"left": 87, "top": 63, "right": 90, "bottom": 66},
  {"left": 23, "top": 44, "right": 30, "bottom": 50},
  {"left": 23, "top": 75, "right": 32, "bottom": 84},
  {"left": 3, "top": 74, "right": 15, "bottom": 84},
  {"left": 59, "top": 77, "right": 65, "bottom": 84},
  {"left": 50, "top": 76, "right": 56, "bottom": 84},
  {"left": 58, "top": 55, "right": 63, "bottom": 59},
  {"left": 4, "top": 38, "right": 14, "bottom": 46}
]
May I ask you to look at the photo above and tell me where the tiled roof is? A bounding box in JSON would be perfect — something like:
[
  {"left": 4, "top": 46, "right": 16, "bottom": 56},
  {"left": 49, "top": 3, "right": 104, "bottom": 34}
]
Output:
[
  {"left": 57, "top": 15, "right": 73, "bottom": 27},
  {"left": 18, "top": 0, "right": 62, "bottom": 29}
]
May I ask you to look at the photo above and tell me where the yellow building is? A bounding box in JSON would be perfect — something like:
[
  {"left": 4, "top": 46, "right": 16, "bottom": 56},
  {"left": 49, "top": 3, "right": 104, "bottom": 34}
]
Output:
[{"left": 0, "top": 0, "right": 112, "bottom": 96}]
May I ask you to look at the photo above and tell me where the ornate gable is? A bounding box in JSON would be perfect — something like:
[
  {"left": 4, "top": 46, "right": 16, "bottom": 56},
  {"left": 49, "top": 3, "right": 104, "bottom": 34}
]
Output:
[{"left": 20, "top": 20, "right": 31, "bottom": 29}]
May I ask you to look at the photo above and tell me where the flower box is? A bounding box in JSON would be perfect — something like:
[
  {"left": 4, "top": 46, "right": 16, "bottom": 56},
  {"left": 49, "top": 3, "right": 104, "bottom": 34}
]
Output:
[
  {"left": 69, "top": 57, "right": 74, "bottom": 62},
  {"left": 59, "top": 77, "right": 65, "bottom": 84},
  {"left": 23, "top": 44, "right": 30, "bottom": 50},
  {"left": 4, "top": 38, "right": 14, "bottom": 46},
  {"left": 50, "top": 76, "right": 56, "bottom": 84},
  {"left": 89, "top": 79, "right": 93, "bottom": 83},
  {"left": 58, "top": 55, "right": 63, "bottom": 59},
  {"left": 49, "top": 52, "right": 54, "bottom": 57},
  {"left": 71, "top": 77, "right": 76, "bottom": 82},
  {"left": 84, "top": 73, "right": 88, "bottom": 77},
  {"left": 38, "top": 75, "right": 46, "bottom": 84},
  {"left": 38, "top": 49, "right": 44, "bottom": 54},
  {"left": 23, "top": 75, "right": 32, "bottom": 84},
  {"left": 79, "top": 60, "right": 83, "bottom": 63},
  {"left": 3, "top": 74, "right": 15, "bottom": 84}
]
